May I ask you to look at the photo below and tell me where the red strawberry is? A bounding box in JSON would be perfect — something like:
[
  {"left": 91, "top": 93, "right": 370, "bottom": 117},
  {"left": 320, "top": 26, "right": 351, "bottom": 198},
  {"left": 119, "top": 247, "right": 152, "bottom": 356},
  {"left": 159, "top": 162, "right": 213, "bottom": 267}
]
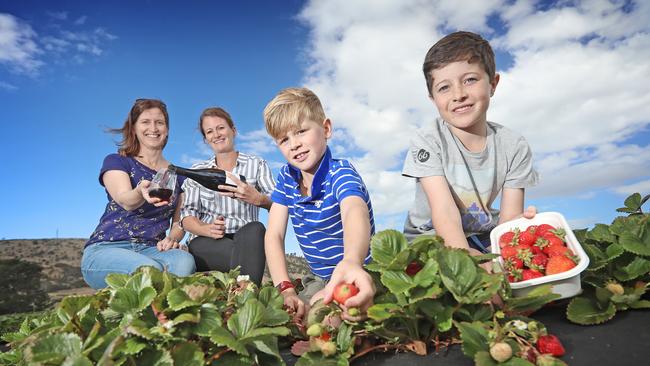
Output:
[
  {"left": 535, "top": 224, "right": 556, "bottom": 236},
  {"left": 500, "top": 245, "right": 518, "bottom": 259},
  {"left": 546, "top": 256, "right": 576, "bottom": 275},
  {"left": 518, "top": 227, "right": 538, "bottom": 246},
  {"left": 546, "top": 245, "right": 573, "bottom": 258},
  {"left": 542, "top": 236, "right": 565, "bottom": 255},
  {"left": 499, "top": 231, "right": 517, "bottom": 248},
  {"left": 537, "top": 334, "right": 565, "bottom": 356},
  {"left": 504, "top": 257, "right": 524, "bottom": 270},
  {"left": 528, "top": 253, "right": 549, "bottom": 271},
  {"left": 332, "top": 283, "right": 359, "bottom": 304},
  {"left": 522, "top": 269, "right": 544, "bottom": 281},
  {"left": 405, "top": 260, "right": 423, "bottom": 276},
  {"left": 508, "top": 268, "right": 523, "bottom": 282}
]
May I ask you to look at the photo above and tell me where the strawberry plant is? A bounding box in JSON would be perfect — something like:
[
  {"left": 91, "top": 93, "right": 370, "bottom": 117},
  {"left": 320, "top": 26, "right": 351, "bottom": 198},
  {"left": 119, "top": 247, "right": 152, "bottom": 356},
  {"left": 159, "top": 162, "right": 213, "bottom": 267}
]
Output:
[
  {"left": 567, "top": 193, "right": 650, "bottom": 324},
  {"left": 0, "top": 266, "right": 292, "bottom": 365}
]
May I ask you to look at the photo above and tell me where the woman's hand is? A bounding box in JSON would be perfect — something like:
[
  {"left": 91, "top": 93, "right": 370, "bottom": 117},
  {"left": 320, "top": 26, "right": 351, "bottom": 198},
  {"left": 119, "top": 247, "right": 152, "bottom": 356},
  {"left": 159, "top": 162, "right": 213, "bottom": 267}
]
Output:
[
  {"left": 218, "top": 173, "right": 265, "bottom": 207},
  {"left": 202, "top": 215, "right": 226, "bottom": 239},
  {"left": 139, "top": 180, "right": 171, "bottom": 207},
  {"left": 157, "top": 236, "right": 180, "bottom": 251}
]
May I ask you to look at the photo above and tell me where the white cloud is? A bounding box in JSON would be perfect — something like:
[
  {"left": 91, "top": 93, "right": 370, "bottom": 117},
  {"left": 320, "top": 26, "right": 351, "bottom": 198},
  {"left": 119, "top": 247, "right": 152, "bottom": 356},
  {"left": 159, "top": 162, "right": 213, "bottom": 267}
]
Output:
[
  {"left": 0, "top": 12, "right": 116, "bottom": 77},
  {"left": 74, "top": 16, "right": 87, "bottom": 25},
  {"left": 0, "top": 13, "right": 43, "bottom": 75},
  {"left": 237, "top": 128, "right": 277, "bottom": 156},
  {"left": 612, "top": 180, "right": 650, "bottom": 196},
  {"left": 0, "top": 80, "right": 17, "bottom": 90},
  {"left": 299, "top": 0, "right": 650, "bottom": 220}
]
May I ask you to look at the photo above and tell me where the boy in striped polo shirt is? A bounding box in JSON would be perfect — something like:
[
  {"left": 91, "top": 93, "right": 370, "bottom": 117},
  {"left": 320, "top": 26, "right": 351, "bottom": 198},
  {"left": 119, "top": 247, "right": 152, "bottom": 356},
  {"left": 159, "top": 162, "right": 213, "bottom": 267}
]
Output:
[{"left": 263, "top": 87, "right": 376, "bottom": 320}]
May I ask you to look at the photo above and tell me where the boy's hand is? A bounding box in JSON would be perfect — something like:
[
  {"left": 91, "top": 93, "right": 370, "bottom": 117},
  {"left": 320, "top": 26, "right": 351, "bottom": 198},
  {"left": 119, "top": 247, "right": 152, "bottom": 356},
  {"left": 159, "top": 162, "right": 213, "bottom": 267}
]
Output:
[
  {"left": 281, "top": 289, "right": 306, "bottom": 321},
  {"left": 319, "top": 259, "right": 375, "bottom": 321},
  {"left": 523, "top": 205, "right": 537, "bottom": 219}
]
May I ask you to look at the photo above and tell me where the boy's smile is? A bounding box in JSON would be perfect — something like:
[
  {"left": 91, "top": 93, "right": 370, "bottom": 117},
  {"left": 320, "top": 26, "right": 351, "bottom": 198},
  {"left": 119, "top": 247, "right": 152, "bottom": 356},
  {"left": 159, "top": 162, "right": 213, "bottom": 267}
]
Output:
[
  {"left": 276, "top": 118, "right": 332, "bottom": 177},
  {"left": 429, "top": 60, "right": 499, "bottom": 137}
]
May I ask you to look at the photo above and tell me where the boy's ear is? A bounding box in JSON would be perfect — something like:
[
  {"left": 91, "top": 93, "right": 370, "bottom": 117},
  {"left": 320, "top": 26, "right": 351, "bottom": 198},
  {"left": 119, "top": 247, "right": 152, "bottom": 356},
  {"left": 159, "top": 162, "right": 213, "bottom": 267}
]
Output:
[
  {"left": 322, "top": 118, "right": 333, "bottom": 139},
  {"left": 490, "top": 73, "right": 500, "bottom": 96}
]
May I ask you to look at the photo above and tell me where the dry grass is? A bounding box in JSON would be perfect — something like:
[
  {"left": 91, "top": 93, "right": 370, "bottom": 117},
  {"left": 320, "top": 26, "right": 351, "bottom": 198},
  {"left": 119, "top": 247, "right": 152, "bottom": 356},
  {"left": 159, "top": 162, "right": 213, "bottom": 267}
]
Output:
[{"left": 0, "top": 238, "right": 310, "bottom": 298}]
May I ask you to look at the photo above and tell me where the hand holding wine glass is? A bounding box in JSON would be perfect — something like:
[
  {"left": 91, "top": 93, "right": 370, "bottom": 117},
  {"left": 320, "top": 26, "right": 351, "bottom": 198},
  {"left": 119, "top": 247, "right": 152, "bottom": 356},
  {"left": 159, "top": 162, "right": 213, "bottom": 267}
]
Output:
[
  {"left": 146, "top": 169, "right": 177, "bottom": 206},
  {"left": 204, "top": 215, "right": 226, "bottom": 239}
]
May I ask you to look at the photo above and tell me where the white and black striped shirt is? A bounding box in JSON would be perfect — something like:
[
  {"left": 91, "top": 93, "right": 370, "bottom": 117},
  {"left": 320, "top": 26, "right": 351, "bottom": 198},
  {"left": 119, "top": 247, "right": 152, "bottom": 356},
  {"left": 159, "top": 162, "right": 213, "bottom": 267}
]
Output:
[{"left": 180, "top": 152, "right": 275, "bottom": 242}]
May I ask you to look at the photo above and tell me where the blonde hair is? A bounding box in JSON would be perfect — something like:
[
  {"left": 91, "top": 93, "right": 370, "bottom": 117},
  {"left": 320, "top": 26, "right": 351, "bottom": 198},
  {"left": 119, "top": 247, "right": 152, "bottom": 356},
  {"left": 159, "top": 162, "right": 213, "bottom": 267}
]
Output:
[{"left": 263, "top": 87, "right": 326, "bottom": 140}]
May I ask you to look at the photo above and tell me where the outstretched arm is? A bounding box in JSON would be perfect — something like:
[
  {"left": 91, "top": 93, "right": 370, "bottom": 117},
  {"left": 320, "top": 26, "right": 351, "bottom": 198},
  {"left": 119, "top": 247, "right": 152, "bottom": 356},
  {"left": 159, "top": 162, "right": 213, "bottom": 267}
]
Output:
[
  {"left": 265, "top": 203, "right": 306, "bottom": 319},
  {"left": 420, "top": 175, "right": 470, "bottom": 250},
  {"left": 317, "top": 196, "right": 375, "bottom": 320},
  {"left": 499, "top": 187, "right": 536, "bottom": 224}
]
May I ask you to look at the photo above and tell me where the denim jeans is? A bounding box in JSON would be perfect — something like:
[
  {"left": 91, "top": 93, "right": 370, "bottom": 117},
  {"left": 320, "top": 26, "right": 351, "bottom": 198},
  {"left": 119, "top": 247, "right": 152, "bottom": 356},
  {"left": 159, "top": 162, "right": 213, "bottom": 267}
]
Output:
[{"left": 81, "top": 241, "right": 196, "bottom": 289}]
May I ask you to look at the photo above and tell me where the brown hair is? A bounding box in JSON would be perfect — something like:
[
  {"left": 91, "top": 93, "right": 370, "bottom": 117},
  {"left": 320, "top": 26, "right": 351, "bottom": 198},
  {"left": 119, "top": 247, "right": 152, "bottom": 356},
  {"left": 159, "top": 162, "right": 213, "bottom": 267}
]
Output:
[
  {"left": 198, "top": 107, "right": 236, "bottom": 138},
  {"left": 263, "top": 87, "right": 326, "bottom": 140},
  {"left": 111, "top": 98, "right": 169, "bottom": 157},
  {"left": 423, "top": 31, "right": 496, "bottom": 96}
]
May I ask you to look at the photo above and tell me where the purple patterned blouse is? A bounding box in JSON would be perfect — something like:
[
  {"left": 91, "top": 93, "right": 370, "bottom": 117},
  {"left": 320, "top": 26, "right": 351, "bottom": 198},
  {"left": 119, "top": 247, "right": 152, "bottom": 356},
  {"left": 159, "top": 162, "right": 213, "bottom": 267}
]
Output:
[{"left": 85, "top": 154, "right": 186, "bottom": 248}]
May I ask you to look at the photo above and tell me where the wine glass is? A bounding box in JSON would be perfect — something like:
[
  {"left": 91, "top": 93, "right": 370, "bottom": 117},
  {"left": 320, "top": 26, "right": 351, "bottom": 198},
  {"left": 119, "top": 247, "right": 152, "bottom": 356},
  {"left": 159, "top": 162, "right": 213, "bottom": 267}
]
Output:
[{"left": 148, "top": 168, "right": 177, "bottom": 201}]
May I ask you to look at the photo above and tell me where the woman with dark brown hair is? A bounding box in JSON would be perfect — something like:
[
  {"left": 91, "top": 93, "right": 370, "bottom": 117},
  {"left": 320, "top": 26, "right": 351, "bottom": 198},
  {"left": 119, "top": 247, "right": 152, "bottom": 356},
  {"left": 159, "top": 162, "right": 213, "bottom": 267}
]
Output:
[{"left": 81, "top": 99, "right": 196, "bottom": 289}]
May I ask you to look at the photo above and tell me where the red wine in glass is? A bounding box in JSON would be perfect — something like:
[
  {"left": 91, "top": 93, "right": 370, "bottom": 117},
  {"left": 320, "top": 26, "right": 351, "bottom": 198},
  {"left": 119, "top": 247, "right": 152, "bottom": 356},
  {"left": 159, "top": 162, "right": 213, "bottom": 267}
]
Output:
[{"left": 149, "top": 188, "right": 173, "bottom": 201}]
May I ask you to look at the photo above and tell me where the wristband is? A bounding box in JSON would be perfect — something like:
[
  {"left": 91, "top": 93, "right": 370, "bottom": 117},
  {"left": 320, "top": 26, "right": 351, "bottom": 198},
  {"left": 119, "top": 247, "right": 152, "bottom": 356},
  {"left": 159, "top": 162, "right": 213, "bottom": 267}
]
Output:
[{"left": 276, "top": 280, "right": 295, "bottom": 293}]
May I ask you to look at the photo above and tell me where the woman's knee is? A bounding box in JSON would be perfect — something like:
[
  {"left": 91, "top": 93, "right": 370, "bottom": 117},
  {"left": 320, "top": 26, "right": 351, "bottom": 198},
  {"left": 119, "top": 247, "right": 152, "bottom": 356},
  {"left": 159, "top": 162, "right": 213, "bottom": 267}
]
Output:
[{"left": 166, "top": 250, "right": 197, "bottom": 276}]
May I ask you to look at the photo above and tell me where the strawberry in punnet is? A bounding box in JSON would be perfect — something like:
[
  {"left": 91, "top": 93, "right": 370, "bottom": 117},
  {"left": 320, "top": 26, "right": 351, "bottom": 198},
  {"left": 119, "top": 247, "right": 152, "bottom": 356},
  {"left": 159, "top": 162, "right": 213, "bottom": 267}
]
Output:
[
  {"left": 546, "top": 244, "right": 573, "bottom": 258},
  {"left": 504, "top": 257, "right": 524, "bottom": 271},
  {"left": 545, "top": 256, "right": 576, "bottom": 275},
  {"left": 537, "top": 334, "right": 565, "bottom": 356},
  {"left": 500, "top": 245, "right": 519, "bottom": 260},
  {"left": 332, "top": 283, "right": 359, "bottom": 304},
  {"left": 499, "top": 230, "right": 517, "bottom": 248},
  {"left": 522, "top": 269, "right": 544, "bottom": 281},
  {"left": 535, "top": 223, "right": 556, "bottom": 236},
  {"left": 528, "top": 252, "right": 549, "bottom": 271},
  {"left": 507, "top": 268, "right": 522, "bottom": 282},
  {"left": 405, "top": 260, "right": 423, "bottom": 276},
  {"left": 518, "top": 226, "right": 538, "bottom": 246}
]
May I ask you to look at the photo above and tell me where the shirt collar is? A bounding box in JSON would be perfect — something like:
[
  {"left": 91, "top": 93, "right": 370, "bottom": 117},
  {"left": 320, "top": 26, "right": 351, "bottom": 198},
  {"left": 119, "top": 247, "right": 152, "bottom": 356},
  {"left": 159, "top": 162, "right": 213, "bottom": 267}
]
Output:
[
  {"left": 288, "top": 146, "right": 332, "bottom": 200},
  {"left": 213, "top": 151, "right": 246, "bottom": 169}
]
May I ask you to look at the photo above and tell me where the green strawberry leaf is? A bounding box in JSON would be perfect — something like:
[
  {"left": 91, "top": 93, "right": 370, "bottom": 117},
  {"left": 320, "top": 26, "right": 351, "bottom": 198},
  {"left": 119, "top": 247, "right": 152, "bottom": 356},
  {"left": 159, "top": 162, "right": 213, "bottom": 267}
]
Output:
[
  {"left": 27, "top": 333, "right": 83, "bottom": 364},
  {"left": 239, "top": 326, "right": 290, "bottom": 343},
  {"left": 227, "top": 299, "right": 264, "bottom": 338},
  {"left": 613, "top": 257, "right": 650, "bottom": 281},
  {"left": 167, "top": 288, "right": 200, "bottom": 311},
  {"left": 135, "top": 348, "right": 174, "bottom": 366},
  {"left": 367, "top": 303, "right": 402, "bottom": 321},
  {"left": 473, "top": 350, "right": 497, "bottom": 366},
  {"left": 585, "top": 224, "right": 616, "bottom": 244},
  {"left": 605, "top": 243, "right": 625, "bottom": 260},
  {"left": 456, "top": 321, "right": 489, "bottom": 358},
  {"left": 418, "top": 300, "right": 453, "bottom": 332},
  {"left": 437, "top": 249, "right": 478, "bottom": 297},
  {"left": 105, "top": 273, "right": 129, "bottom": 289},
  {"left": 193, "top": 304, "right": 223, "bottom": 336},
  {"left": 566, "top": 296, "right": 616, "bottom": 325},
  {"left": 210, "top": 325, "right": 248, "bottom": 356},
  {"left": 630, "top": 300, "right": 650, "bottom": 309},
  {"left": 618, "top": 227, "right": 650, "bottom": 256},
  {"left": 170, "top": 342, "right": 204, "bottom": 366},
  {"left": 336, "top": 322, "right": 353, "bottom": 353},
  {"left": 370, "top": 229, "right": 409, "bottom": 266},
  {"left": 380, "top": 270, "right": 416, "bottom": 294},
  {"left": 582, "top": 242, "right": 608, "bottom": 271},
  {"left": 109, "top": 288, "right": 140, "bottom": 314},
  {"left": 117, "top": 337, "right": 147, "bottom": 355},
  {"left": 412, "top": 258, "right": 439, "bottom": 288}
]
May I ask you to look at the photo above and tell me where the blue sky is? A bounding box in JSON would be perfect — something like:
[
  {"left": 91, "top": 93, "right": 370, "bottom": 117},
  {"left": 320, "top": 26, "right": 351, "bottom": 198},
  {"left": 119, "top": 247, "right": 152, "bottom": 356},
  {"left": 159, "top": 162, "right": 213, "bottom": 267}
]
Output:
[{"left": 2, "top": 1, "right": 649, "bottom": 256}]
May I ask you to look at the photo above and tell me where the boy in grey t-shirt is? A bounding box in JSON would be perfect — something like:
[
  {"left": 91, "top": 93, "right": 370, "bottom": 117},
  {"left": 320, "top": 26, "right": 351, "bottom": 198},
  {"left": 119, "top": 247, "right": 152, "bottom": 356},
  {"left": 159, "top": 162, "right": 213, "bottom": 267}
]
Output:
[{"left": 402, "top": 31, "right": 538, "bottom": 252}]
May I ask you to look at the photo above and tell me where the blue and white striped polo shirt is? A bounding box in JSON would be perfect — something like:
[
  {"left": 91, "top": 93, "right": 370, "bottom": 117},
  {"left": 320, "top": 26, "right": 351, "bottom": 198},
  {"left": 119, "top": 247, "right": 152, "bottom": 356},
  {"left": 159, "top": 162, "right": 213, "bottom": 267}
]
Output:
[{"left": 271, "top": 147, "right": 374, "bottom": 280}]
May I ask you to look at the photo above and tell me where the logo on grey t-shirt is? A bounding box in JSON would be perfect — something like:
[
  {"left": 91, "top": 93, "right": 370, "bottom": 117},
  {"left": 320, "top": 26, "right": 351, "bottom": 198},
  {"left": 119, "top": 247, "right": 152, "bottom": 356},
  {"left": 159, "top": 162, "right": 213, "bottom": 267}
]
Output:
[{"left": 417, "top": 149, "right": 430, "bottom": 162}]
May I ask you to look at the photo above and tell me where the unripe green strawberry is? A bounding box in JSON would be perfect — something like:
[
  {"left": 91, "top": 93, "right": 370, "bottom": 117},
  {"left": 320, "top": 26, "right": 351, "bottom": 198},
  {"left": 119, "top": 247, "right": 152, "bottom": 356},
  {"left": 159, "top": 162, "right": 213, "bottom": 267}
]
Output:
[
  {"left": 347, "top": 307, "right": 360, "bottom": 317},
  {"left": 306, "top": 324, "right": 323, "bottom": 337},
  {"left": 320, "top": 341, "right": 337, "bottom": 356},
  {"left": 489, "top": 342, "right": 513, "bottom": 363},
  {"left": 605, "top": 282, "right": 624, "bottom": 295}
]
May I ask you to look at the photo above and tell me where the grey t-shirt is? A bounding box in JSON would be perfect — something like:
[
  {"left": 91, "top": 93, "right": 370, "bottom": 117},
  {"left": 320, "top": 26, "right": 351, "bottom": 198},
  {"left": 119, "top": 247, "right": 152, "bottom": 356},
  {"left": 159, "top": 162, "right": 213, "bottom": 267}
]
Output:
[{"left": 402, "top": 118, "right": 538, "bottom": 240}]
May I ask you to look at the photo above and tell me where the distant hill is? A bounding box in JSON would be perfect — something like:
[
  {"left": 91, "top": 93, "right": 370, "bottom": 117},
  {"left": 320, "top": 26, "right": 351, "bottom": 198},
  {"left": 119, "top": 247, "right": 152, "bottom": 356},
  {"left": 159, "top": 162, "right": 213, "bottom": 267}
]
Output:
[{"left": 0, "top": 238, "right": 310, "bottom": 301}]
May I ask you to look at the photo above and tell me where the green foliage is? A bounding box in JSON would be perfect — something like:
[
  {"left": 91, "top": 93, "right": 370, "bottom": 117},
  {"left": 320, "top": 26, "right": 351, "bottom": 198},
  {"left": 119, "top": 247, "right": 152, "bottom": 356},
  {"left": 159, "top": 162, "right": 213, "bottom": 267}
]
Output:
[
  {"left": 0, "top": 266, "right": 291, "bottom": 365},
  {"left": 0, "top": 259, "right": 50, "bottom": 315},
  {"left": 295, "top": 231, "right": 560, "bottom": 365},
  {"left": 567, "top": 193, "right": 650, "bottom": 325}
]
